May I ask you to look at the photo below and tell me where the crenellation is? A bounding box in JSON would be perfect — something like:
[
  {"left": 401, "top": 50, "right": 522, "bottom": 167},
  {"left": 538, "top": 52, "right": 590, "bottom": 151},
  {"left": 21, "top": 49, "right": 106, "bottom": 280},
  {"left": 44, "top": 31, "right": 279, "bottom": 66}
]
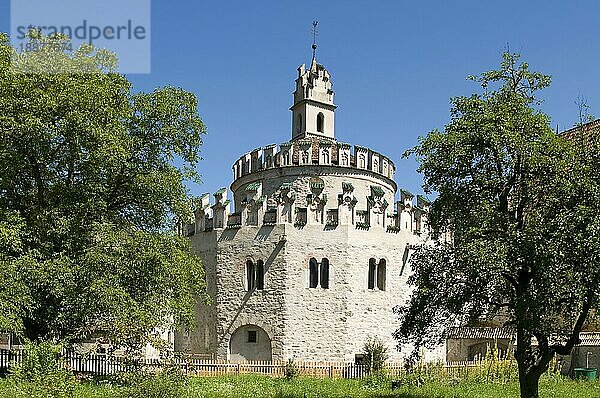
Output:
[
  {"left": 177, "top": 50, "right": 440, "bottom": 364},
  {"left": 232, "top": 141, "right": 397, "bottom": 183},
  {"left": 190, "top": 176, "right": 427, "bottom": 237}
]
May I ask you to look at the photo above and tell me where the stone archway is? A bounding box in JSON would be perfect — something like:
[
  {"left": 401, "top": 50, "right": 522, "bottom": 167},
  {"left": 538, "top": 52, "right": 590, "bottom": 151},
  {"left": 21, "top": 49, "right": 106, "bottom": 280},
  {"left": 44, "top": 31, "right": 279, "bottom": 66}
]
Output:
[{"left": 229, "top": 324, "right": 272, "bottom": 362}]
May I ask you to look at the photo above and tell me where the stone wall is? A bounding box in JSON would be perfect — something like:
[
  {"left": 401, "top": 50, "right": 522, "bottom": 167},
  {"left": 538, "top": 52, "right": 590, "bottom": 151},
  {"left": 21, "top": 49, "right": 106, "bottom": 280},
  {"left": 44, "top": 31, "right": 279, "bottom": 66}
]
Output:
[
  {"left": 177, "top": 138, "right": 438, "bottom": 363},
  {"left": 180, "top": 213, "right": 440, "bottom": 362}
]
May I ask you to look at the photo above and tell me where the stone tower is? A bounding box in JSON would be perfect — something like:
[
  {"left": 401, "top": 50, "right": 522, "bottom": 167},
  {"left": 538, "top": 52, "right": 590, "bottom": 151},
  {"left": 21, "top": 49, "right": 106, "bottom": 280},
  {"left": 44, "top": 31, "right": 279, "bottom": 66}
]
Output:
[
  {"left": 290, "top": 55, "right": 336, "bottom": 140},
  {"left": 176, "top": 48, "right": 433, "bottom": 363}
]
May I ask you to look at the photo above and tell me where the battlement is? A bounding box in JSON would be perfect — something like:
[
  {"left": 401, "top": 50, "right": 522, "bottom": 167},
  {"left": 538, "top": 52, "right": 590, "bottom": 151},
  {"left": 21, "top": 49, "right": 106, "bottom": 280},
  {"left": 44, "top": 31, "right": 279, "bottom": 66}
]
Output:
[
  {"left": 232, "top": 138, "right": 396, "bottom": 182},
  {"left": 186, "top": 184, "right": 429, "bottom": 237}
]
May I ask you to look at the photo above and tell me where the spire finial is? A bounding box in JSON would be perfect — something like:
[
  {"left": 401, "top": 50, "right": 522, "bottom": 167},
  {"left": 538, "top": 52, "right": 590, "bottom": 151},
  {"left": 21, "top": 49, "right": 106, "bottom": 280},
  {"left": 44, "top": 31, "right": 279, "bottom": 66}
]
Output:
[{"left": 311, "top": 20, "right": 319, "bottom": 61}]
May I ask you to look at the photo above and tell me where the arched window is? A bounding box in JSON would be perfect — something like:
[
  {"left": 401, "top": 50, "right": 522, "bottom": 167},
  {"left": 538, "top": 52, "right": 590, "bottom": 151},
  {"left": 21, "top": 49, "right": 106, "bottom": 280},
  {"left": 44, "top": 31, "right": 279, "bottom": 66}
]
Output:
[
  {"left": 377, "top": 259, "right": 386, "bottom": 291},
  {"left": 246, "top": 260, "right": 255, "bottom": 291},
  {"left": 320, "top": 258, "right": 329, "bottom": 289},
  {"left": 302, "top": 150, "right": 309, "bottom": 164},
  {"left": 358, "top": 154, "right": 365, "bottom": 169},
  {"left": 256, "top": 260, "right": 264, "bottom": 290},
  {"left": 309, "top": 258, "right": 319, "bottom": 288},
  {"left": 283, "top": 151, "right": 290, "bottom": 165},
  {"left": 309, "top": 258, "right": 330, "bottom": 289},
  {"left": 368, "top": 258, "right": 386, "bottom": 291},
  {"left": 296, "top": 114, "right": 303, "bottom": 134},
  {"left": 322, "top": 149, "right": 330, "bottom": 164},
  {"left": 266, "top": 155, "right": 272, "bottom": 168},
  {"left": 341, "top": 153, "right": 349, "bottom": 166},
  {"left": 317, "top": 112, "right": 325, "bottom": 133},
  {"left": 373, "top": 159, "right": 379, "bottom": 172},
  {"left": 368, "top": 258, "right": 376, "bottom": 290}
]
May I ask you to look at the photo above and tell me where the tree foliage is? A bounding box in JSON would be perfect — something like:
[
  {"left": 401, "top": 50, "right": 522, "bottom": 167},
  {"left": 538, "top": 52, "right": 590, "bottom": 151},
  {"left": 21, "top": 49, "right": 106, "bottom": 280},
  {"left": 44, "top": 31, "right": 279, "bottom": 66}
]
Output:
[
  {"left": 0, "top": 32, "right": 206, "bottom": 348},
  {"left": 396, "top": 52, "right": 600, "bottom": 398}
]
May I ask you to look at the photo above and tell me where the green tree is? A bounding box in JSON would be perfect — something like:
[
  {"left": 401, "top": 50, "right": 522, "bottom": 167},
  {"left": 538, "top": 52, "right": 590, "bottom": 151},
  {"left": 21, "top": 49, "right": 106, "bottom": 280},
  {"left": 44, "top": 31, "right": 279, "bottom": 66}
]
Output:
[
  {"left": 0, "top": 211, "right": 31, "bottom": 334},
  {"left": 396, "top": 52, "right": 600, "bottom": 398},
  {"left": 0, "top": 32, "right": 206, "bottom": 349}
]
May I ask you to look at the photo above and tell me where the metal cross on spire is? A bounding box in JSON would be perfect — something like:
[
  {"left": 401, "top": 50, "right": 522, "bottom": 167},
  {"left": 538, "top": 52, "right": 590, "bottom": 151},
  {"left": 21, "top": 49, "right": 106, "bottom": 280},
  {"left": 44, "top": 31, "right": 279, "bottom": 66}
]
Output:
[{"left": 311, "top": 20, "right": 319, "bottom": 59}]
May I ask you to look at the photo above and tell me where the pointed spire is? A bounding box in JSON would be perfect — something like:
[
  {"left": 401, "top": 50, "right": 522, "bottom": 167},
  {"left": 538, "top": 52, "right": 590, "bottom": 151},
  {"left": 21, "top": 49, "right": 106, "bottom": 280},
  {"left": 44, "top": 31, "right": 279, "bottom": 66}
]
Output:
[{"left": 311, "top": 20, "right": 318, "bottom": 69}]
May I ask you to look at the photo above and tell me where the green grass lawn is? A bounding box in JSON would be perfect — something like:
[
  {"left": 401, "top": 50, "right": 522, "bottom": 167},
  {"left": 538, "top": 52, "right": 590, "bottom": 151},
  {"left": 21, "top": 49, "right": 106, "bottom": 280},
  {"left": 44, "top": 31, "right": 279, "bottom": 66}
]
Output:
[{"left": 2, "top": 374, "right": 600, "bottom": 398}]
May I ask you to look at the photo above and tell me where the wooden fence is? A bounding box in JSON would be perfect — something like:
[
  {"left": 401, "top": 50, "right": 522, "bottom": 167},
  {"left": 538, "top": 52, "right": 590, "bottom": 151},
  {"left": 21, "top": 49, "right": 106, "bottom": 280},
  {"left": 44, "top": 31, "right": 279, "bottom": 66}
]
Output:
[{"left": 0, "top": 349, "right": 489, "bottom": 379}]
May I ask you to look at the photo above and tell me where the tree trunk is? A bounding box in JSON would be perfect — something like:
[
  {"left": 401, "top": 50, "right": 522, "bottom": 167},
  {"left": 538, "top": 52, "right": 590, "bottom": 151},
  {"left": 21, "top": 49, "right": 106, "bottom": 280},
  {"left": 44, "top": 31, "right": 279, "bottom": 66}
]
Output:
[
  {"left": 515, "top": 326, "right": 549, "bottom": 398},
  {"left": 518, "top": 361, "right": 542, "bottom": 398}
]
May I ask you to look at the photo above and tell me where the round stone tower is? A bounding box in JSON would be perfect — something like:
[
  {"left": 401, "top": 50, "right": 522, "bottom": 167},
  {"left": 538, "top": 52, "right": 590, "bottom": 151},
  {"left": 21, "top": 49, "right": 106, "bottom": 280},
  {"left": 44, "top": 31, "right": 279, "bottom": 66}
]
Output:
[{"left": 176, "top": 50, "right": 432, "bottom": 363}]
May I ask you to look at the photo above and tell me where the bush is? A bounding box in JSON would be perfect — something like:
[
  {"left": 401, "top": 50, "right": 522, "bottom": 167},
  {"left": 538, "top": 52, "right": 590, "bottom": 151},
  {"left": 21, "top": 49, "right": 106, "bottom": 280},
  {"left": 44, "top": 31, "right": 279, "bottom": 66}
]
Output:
[
  {"left": 283, "top": 358, "right": 299, "bottom": 381},
  {"left": 117, "top": 366, "right": 187, "bottom": 398},
  {"left": 361, "top": 369, "right": 389, "bottom": 389},
  {"left": 9, "top": 341, "right": 75, "bottom": 398},
  {"left": 362, "top": 336, "right": 389, "bottom": 373}
]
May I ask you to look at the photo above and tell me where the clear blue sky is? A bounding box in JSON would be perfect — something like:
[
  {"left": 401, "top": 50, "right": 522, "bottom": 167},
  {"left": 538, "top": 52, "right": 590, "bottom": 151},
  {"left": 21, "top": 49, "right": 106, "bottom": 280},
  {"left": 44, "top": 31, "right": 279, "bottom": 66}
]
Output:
[{"left": 1, "top": 1, "right": 599, "bottom": 199}]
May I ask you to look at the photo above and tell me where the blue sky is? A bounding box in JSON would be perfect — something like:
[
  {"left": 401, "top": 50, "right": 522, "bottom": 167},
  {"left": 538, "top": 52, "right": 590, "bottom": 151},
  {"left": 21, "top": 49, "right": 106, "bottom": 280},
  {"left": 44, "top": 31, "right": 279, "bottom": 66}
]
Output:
[{"left": 1, "top": 1, "right": 599, "bottom": 199}]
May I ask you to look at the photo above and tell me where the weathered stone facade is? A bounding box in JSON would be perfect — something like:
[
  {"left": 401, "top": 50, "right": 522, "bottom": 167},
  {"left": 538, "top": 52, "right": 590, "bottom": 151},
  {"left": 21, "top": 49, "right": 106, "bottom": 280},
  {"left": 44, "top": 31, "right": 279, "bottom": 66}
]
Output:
[{"left": 175, "top": 52, "right": 434, "bottom": 362}]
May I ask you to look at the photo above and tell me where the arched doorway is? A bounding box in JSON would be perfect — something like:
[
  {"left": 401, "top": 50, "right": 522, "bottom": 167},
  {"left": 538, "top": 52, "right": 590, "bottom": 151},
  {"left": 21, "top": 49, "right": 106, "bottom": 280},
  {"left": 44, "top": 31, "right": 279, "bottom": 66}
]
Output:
[{"left": 229, "top": 324, "right": 272, "bottom": 362}]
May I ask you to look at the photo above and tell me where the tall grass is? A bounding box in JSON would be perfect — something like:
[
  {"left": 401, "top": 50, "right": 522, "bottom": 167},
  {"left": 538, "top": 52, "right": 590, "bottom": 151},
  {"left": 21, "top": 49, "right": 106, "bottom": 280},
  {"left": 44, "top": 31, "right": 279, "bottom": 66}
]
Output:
[{"left": 0, "top": 353, "right": 598, "bottom": 398}]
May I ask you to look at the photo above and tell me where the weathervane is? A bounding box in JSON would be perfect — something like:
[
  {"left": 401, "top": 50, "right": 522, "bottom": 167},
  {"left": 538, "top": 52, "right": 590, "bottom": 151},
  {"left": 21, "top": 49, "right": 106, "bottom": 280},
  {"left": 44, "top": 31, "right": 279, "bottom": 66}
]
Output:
[{"left": 311, "top": 20, "right": 319, "bottom": 59}]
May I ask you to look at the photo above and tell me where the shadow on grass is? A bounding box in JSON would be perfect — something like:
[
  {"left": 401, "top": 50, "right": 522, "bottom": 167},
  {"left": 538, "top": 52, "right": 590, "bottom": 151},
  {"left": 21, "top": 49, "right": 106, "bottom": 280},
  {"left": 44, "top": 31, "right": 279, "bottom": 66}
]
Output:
[
  {"left": 369, "top": 394, "right": 443, "bottom": 398},
  {"left": 273, "top": 393, "right": 441, "bottom": 398}
]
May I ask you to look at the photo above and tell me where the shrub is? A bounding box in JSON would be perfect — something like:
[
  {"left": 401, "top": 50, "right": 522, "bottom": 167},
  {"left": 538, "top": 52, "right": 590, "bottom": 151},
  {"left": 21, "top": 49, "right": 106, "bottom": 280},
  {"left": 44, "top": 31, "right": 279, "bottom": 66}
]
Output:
[
  {"left": 9, "top": 341, "right": 75, "bottom": 398},
  {"left": 362, "top": 336, "right": 389, "bottom": 373},
  {"left": 117, "top": 366, "right": 187, "bottom": 398},
  {"left": 284, "top": 358, "right": 299, "bottom": 381},
  {"left": 361, "top": 369, "right": 389, "bottom": 389}
]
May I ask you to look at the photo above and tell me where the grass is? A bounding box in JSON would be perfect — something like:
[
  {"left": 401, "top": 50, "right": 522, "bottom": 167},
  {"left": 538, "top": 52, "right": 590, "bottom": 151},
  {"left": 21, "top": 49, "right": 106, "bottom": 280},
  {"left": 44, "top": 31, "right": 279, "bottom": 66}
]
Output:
[{"left": 2, "top": 374, "right": 600, "bottom": 398}]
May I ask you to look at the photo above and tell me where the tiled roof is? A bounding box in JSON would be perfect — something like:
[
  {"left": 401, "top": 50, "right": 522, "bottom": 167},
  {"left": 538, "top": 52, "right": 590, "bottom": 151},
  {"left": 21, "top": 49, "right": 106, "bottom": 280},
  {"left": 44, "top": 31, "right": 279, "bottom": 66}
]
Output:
[
  {"left": 578, "top": 332, "right": 600, "bottom": 346},
  {"left": 342, "top": 182, "right": 354, "bottom": 192},
  {"left": 245, "top": 182, "right": 261, "bottom": 191},
  {"left": 371, "top": 185, "right": 385, "bottom": 197},
  {"left": 417, "top": 195, "right": 430, "bottom": 207},
  {"left": 560, "top": 119, "right": 600, "bottom": 144},
  {"left": 446, "top": 327, "right": 515, "bottom": 340},
  {"left": 400, "top": 189, "right": 414, "bottom": 198},
  {"left": 447, "top": 327, "right": 600, "bottom": 346}
]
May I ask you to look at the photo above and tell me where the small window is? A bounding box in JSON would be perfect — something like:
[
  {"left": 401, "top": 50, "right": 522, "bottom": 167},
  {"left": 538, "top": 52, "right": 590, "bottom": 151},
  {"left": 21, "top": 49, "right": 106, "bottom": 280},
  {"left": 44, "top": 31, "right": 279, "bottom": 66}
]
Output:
[
  {"left": 296, "top": 114, "right": 303, "bottom": 134},
  {"left": 401, "top": 245, "right": 410, "bottom": 276},
  {"left": 317, "top": 112, "right": 324, "bottom": 133},
  {"left": 309, "top": 258, "right": 330, "bottom": 288},
  {"left": 247, "top": 330, "right": 257, "bottom": 343},
  {"left": 377, "top": 259, "right": 386, "bottom": 291},
  {"left": 341, "top": 153, "right": 349, "bottom": 166},
  {"left": 246, "top": 260, "right": 255, "bottom": 291},
  {"left": 322, "top": 149, "right": 330, "bottom": 164},
  {"left": 326, "top": 209, "right": 338, "bottom": 226},
  {"left": 295, "top": 207, "right": 308, "bottom": 226},
  {"left": 358, "top": 154, "right": 365, "bottom": 169},
  {"left": 320, "top": 258, "right": 329, "bottom": 289},
  {"left": 256, "top": 260, "right": 264, "bottom": 290},
  {"left": 309, "top": 258, "right": 319, "bottom": 288},
  {"left": 368, "top": 258, "right": 376, "bottom": 290}
]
